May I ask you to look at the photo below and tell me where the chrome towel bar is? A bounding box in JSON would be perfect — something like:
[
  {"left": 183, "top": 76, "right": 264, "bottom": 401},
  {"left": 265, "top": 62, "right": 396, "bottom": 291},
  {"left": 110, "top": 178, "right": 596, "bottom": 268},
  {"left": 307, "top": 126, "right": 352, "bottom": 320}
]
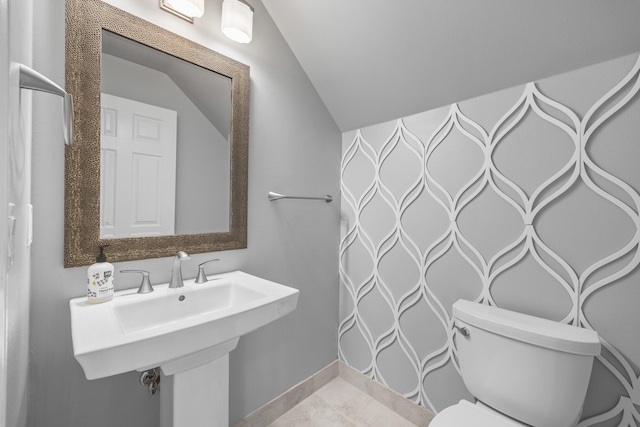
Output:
[{"left": 268, "top": 191, "right": 333, "bottom": 203}]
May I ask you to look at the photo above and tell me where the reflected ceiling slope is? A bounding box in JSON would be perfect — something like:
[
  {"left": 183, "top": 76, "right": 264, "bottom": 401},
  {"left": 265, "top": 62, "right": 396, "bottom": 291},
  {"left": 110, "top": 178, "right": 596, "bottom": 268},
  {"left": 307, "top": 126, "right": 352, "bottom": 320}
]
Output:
[
  {"left": 102, "top": 30, "right": 231, "bottom": 138},
  {"left": 261, "top": 0, "right": 640, "bottom": 132}
]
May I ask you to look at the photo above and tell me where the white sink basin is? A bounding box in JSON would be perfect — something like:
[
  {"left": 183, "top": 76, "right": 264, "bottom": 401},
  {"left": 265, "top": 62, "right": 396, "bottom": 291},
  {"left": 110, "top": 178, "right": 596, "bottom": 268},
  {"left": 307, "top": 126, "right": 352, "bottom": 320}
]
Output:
[
  {"left": 70, "top": 270, "right": 299, "bottom": 380},
  {"left": 112, "top": 281, "right": 268, "bottom": 335}
]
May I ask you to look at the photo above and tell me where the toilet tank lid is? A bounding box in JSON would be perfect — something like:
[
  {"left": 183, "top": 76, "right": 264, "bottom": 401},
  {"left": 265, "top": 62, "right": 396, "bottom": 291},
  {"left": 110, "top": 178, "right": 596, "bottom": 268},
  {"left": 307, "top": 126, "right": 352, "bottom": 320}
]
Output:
[{"left": 452, "top": 300, "right": 601, "bottom": 356}]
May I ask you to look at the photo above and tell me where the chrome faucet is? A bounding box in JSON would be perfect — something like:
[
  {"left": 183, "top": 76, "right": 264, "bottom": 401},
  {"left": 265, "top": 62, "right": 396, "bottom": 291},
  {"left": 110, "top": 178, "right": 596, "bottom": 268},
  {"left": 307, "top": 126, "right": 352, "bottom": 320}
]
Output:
[{"left": 169, "top": 251, "right": 191, "bottom": 289}]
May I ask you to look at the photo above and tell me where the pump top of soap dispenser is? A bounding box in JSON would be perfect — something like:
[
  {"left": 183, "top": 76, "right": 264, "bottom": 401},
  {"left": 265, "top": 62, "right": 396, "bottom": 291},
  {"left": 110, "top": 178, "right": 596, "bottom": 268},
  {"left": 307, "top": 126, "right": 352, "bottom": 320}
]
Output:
[{"left": 96, "top": 245, "right": 109, "bottom": 263}]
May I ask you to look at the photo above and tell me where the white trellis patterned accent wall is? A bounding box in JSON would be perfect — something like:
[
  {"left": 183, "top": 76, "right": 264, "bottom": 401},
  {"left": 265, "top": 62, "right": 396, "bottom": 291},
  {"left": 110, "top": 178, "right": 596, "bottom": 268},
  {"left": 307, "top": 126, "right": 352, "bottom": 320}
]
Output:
[{"left": 339, "top": 53, "right": 640, "bottom": 427}]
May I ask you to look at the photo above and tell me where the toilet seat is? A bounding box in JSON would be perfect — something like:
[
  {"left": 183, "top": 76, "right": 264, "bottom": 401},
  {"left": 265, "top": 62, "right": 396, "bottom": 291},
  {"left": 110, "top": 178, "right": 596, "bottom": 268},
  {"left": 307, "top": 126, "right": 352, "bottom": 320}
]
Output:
[{"left": 430, "top": 400, "right": 527, "bottom": 427}]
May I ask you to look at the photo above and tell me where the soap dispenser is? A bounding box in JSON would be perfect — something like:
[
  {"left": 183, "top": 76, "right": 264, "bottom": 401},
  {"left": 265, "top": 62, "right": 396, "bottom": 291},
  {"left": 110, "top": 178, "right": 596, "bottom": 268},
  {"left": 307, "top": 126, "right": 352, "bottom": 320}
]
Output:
[{"left": 87, "top": 245, "right": 115, "bottom": 304}]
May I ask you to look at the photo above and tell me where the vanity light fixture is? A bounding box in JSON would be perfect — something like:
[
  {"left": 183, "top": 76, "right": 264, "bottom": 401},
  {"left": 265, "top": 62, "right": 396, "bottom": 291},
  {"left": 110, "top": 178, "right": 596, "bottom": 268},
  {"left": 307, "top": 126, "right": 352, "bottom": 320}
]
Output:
[
  {"left": 160, "top": 0, "right": 204, "bottom": 23},
  {"left": 221, "top": 0, "right": 254, "bottom": 44}
]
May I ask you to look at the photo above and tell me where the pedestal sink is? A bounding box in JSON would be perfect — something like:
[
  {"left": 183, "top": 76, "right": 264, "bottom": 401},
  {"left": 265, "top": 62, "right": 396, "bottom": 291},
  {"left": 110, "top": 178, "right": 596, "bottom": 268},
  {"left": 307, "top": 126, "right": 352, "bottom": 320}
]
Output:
[{"left": 69, "top": 270, "right": 299, "bottom": 427}]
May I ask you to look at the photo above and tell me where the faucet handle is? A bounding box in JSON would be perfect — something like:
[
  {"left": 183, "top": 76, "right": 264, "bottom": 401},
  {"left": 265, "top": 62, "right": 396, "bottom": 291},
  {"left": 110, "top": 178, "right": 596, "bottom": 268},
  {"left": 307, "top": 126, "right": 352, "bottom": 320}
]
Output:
[
  {"left": 195, "top": 259, "right": 220, "bottom": 284},
  {"left": 120, "top": 270, "right": 154, "bottom": 294}
]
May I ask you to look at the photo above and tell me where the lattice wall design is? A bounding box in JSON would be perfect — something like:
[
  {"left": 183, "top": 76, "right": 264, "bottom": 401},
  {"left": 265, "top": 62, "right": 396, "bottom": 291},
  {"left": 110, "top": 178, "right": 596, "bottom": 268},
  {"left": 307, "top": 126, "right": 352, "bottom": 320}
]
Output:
[{"left": 339, "top": 54, "right": 640, "bottom": 426}]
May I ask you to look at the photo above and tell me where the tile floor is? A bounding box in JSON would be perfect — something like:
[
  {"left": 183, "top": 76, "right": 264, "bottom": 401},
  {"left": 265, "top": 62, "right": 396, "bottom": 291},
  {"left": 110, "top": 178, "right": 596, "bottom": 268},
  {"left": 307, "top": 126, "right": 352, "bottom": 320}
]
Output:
[{"left": 266, "top": 377, "right": 418, "bottom": 427}]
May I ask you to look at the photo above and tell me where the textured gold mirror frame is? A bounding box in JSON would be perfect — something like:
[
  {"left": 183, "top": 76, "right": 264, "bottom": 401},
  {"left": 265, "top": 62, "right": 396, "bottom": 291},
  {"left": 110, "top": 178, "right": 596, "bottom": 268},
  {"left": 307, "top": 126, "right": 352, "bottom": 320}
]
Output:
[{"left": 64, "top": 0, "right": 249, "bottom": 267}]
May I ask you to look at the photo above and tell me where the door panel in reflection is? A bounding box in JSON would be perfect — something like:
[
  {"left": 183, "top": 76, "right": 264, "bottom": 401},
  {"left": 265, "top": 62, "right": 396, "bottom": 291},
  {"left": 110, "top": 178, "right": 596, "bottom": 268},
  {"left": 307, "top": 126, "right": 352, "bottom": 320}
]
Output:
[{"left": 100, "top": 93, "right": 177, "bottom": 238}]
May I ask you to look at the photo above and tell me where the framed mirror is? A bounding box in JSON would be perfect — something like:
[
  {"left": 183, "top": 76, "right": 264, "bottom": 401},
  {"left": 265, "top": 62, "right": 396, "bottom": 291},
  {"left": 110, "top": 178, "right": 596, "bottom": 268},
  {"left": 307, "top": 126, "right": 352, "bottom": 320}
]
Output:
[{"left": 64, "top": 0, "right": 249, "bottom": 267}]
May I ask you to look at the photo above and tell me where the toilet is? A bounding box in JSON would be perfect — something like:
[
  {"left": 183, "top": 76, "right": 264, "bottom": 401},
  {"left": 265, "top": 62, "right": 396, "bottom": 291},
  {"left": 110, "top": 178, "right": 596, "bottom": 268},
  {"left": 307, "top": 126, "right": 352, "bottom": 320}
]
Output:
[{"left": 431, "top": 300, "right": 601, "bottom": 427}]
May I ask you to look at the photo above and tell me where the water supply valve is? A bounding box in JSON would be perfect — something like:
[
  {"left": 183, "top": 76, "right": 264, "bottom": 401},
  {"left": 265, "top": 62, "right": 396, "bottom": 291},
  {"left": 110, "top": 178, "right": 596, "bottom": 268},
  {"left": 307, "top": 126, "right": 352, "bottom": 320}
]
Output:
[{"left": 139, "top": 368, "right": 161, "bottom": 395}]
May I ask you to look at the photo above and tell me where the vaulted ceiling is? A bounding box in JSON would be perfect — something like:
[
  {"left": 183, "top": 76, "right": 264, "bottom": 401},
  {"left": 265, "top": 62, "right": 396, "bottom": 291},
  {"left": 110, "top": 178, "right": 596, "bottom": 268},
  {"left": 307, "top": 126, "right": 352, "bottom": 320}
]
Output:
[{"left": 262, "top": 0, "right": 640, "bottom": 131}]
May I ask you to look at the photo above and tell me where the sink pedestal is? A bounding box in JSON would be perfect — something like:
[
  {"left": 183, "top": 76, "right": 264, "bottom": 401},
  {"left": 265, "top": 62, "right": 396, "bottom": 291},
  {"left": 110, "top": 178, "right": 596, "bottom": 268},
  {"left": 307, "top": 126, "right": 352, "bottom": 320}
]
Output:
[{"left": 159, "top": 338, "right": 239, "bottom": 427}]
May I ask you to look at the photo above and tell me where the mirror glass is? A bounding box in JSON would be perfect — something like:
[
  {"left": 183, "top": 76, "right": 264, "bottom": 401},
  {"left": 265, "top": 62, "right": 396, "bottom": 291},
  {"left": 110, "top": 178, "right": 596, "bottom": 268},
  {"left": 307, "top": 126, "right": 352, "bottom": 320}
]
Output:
[
  {"left": 64, "top": 0, "right": 249, "bottom": 267},
  {"left": 100, "top": 30, "right": 231, "bottom": 238}
]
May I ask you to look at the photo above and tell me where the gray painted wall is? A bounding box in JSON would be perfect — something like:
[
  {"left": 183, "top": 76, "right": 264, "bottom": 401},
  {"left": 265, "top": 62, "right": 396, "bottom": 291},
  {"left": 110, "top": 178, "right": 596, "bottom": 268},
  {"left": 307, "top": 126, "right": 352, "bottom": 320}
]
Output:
[
  {"left": 27, "top": 0, "right": 341, "bottom": 426},
  {"left": 339, "top": 53, "right": 640, "bottom": 427}
]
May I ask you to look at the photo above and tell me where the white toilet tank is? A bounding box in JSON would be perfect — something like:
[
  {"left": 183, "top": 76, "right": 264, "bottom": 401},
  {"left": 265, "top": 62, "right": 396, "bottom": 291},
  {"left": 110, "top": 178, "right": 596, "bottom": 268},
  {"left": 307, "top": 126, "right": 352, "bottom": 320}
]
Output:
[{"left": 453, "top": 300, "right": 601, "bottom": 427}]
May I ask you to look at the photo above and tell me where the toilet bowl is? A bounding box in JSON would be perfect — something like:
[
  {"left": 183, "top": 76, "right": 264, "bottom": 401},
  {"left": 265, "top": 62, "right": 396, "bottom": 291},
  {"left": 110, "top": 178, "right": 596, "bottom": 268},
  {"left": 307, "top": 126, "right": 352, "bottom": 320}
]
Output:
[{"left": 430, "top": 300, "right": 600, "bottom": 427}]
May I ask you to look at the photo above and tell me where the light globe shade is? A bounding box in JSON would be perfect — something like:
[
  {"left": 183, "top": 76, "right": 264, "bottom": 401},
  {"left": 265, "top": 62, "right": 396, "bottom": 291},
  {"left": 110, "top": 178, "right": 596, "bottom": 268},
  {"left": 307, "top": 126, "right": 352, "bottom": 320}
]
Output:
[
  {"left": 221, "top": 0, "right": 253, "bottom": 44},
  {"left": 163, "top": 0, "right": 204, "bottom": 18}
]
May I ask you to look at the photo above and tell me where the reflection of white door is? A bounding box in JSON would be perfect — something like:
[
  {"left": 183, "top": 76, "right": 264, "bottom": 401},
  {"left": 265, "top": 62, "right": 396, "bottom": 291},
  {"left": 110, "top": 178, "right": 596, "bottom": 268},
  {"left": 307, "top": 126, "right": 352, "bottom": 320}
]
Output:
[{"left": 100, "top": 93, "right": 177, "bottom": 238}]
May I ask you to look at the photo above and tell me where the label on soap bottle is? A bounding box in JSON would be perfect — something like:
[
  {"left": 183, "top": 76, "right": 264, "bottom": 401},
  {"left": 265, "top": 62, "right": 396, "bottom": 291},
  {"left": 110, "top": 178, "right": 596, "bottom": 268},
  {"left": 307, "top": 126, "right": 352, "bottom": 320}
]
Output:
[{"left": 87, "top": 264, "right": 114, "bottom": 304}]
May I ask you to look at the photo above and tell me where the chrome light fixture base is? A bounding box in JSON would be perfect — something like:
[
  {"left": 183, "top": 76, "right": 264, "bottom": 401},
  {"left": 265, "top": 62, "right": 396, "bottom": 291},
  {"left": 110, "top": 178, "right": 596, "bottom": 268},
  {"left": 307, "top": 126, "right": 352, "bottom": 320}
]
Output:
[{"left": 160, "top": 0, "right": 204, "bottom": 23}]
